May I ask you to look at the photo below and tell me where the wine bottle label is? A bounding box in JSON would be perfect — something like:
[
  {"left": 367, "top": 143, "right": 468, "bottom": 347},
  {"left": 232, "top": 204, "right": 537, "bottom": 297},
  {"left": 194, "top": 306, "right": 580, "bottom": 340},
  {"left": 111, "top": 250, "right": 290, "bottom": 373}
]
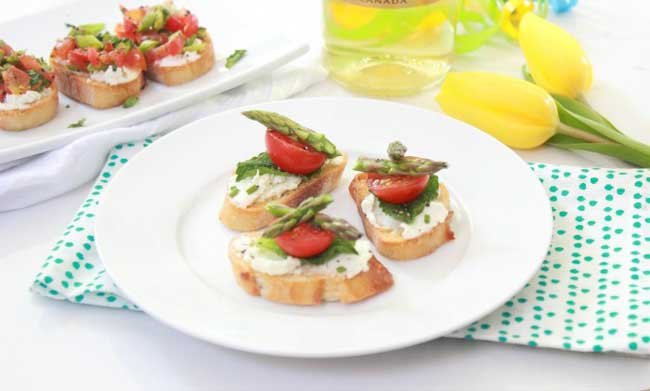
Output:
[{"left": 341, "top": 0, "right": 440, "bottom": 8}]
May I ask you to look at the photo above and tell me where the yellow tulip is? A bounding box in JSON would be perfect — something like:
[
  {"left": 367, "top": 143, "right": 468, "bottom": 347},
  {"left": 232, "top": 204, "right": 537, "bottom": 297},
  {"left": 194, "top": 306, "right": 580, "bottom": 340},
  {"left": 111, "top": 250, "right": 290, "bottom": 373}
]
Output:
[
  {"left": 519, "top": 13, "right": 592, "bottom": 98},
  {"left": 436, "top": 72, "right": 559, "bottom": 149},
  {"left": 499, "top": 0, "right": 535, "bottom": 40}
]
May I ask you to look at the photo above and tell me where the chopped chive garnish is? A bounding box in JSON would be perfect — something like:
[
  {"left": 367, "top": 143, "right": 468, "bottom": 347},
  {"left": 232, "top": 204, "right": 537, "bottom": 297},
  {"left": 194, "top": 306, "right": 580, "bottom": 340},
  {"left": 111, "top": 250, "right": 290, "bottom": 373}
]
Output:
[
  {"left": 68, "top": 118, "right": 86, "bottom": 128},
  {"left": 424, "top": 214, "right": 431, "bottom": 224},
  {"left": 225, "top": 49, "right": 246, "bottom": 69},
  {"left": 122, "top": 96, "right": 139, "bottom": 109},
  {"left": 246, "top": 184, "right": 259, "bottom": 194},
  {"left": 229, "top": 186, "right": 239, "bottom": 197},
  {"left": 336, "top": 266, "right": 346, "bottom": 273}
]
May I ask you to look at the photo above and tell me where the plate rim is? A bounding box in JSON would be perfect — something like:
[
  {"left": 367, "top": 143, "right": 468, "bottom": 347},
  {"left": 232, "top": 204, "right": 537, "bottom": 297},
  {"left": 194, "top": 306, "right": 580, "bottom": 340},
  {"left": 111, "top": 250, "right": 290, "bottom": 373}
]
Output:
[{"left": 96, "top": 96, "right": 553, "bottom": 357}]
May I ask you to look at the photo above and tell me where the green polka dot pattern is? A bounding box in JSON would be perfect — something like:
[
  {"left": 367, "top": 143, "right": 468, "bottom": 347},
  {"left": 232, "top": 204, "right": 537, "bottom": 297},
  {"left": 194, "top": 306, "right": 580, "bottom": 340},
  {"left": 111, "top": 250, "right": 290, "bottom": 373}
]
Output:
[
  {"left": 452, "top": 164, "right": 650, "bottom": 354},
  {"left": 31, "top": 151, "right": 649, "bottom": 354},
  {"left": 30, "top": 138, "right": 155, "bottom": 311}
]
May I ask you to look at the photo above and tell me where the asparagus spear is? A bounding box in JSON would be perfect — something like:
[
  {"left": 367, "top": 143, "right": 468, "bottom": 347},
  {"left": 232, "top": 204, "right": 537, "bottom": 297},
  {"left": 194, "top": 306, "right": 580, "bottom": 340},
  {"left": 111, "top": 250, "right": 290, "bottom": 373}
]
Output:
[
  {"left": 353, "top": 156, "right": 448, "bottom": 176},
  {"left": 263, "top": 194, "right": 334, "bottom": 238},
  {"left": 242, "top": 110, "right": 340, "bottom": 158},
  {"left": 313, "top": 213, "right": 362, "bottom": 241}
]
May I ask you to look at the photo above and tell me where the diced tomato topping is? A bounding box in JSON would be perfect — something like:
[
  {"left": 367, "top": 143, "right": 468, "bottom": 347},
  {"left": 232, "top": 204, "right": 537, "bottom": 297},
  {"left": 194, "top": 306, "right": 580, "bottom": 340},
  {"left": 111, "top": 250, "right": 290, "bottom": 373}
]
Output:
[
  {"left": 115, "top": 19, "right": 138, "bottom": 42},
  {"left": 275, "top": 223, "right": 335, "bottom": 258},
  {"left": 1, "top": 65, "right": 31, "bottom": 95},
  {"left": 164, "top": 15, "right": 185, "bottom": 33},
  {"left": 0, "top": 85, "right": 5, "bottom": 102},
  {"left": 18, "top": 55, "right": 43, "bottom": 72},
  {"left": 367, "top": 174, "right": 430, "bottom": 204},
  {"left": 86, "top": 48, "right": 101, "bottom": 67},
  {"left": 53, "top": 38, "right": 76, "bottom": 60},
  {"left": 145, "top": 33, "right": 184, "bottom": 63},
  {"left": 124, "top": 49, "right": 146, "bottom": 71},
  {"left": 0, "top": 41, "right": 13, "bottom": 56},
  {"left": 182, "top": 13, "right": 199, "bottom": 36},
  {"left": 67, "top": 49, "right": 90, "bottom": 70},
  {"left": 265, "top": 130, "right": 327, "bottom": 175},
  {"left": 109, "top": 50, "right": 127, "bottom": 68}
]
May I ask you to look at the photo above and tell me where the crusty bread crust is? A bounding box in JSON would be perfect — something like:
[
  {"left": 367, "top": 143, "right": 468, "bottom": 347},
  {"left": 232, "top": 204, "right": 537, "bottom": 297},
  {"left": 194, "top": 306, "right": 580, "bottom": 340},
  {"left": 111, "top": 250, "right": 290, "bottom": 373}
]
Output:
[
  {"left": 146, "top": 34, "right": 215, "bottom": 86},
  {"left": 0, "top": 84, "right": 58, "bottom": 131},
  {"left": 228, "top": 236, "right": 394, "bottom": 305},
  {"left": 50, "top": 58, "right": 145, "bottom": 109},
  {"left": 219, "top": 155, "right": 348, "bottom": 232},
  {"left": 349, "top": 173, "right": 454, "bottom": 261}
]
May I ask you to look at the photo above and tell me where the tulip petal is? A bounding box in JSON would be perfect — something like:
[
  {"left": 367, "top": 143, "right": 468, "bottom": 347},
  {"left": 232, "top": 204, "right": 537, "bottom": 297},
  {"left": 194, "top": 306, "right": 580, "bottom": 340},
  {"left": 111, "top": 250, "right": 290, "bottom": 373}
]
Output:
[
  {"left": 436, "top": 72, "right": 559, "bottom": 149},
  {"left": 519, "top": 13, "right": 592, "bottom": 98}
]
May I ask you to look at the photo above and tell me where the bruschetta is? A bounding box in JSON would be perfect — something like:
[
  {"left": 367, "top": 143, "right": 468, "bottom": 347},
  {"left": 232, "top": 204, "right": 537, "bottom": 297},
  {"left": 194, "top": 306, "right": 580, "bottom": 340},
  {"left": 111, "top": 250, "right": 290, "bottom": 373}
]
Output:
[
  {"left": 50, "top": 23, "right": 146, "bottom": 109},
  {"left": 220, "top": 110, "right": 347, "bottom": 232},
  {"left": 349, "top": 141, "right": 454, "bottom": 260},
  {"left": 229, "top": 194, "right": 394, "bottom": 305},
  {"left": 116, "top": 1, "right": 214, "bottom": 85},
  {"left": 0, "top": 41, "right": 58, "bottom": 131}
]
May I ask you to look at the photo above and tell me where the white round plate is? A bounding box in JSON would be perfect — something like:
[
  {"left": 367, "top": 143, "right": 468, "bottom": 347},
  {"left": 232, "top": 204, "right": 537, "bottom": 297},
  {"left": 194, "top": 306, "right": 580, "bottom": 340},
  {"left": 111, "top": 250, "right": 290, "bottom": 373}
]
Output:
[{"left": 96, "top": 97, "right": 552, "bottom": 358}]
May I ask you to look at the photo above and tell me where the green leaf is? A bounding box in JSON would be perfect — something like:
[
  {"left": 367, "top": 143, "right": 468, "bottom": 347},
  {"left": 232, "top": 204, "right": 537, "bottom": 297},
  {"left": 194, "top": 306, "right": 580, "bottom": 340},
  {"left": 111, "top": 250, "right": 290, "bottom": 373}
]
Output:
[
  {"left": 225, "top": 49, "right": 246, "bottom": 69},
  {"left": 301, "top": 237, "right": 358, "bottom": 265},
  {"left": 235, "top": 152, "right": 288, "bottom": 182},
  {"left": 378, "top": 176, "right": 439, "bottom": 223},
  {"left": 255, "top": 237, "right": 287, "bottom": 259},
  {"left": 553, "top": 94, "right": 622, "bottom": 136},
  {"left": 548, "top": 134, "right": 650, "bottom": 167}
]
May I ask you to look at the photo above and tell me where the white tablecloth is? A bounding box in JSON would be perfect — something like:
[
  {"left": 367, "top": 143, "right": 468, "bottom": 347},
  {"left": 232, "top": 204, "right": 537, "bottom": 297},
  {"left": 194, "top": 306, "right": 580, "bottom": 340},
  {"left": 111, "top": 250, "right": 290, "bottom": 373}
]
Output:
[{"left": 2, "top": 1, "right": 649, "bottom": 390}]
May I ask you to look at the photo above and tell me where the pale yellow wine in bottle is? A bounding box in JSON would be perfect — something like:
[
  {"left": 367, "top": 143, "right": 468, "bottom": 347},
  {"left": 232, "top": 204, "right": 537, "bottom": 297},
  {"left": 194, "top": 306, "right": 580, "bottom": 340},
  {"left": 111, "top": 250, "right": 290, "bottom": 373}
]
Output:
[{"left": 323, "top": 0, "right": 458, "bottom": 97}]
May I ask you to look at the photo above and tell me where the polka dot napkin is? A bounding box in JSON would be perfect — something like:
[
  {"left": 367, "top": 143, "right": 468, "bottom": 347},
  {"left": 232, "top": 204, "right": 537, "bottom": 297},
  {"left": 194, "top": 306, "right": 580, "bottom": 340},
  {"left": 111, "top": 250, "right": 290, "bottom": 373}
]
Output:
[{"left": 31, "top": 143, "right": 650, "bottom": 355}]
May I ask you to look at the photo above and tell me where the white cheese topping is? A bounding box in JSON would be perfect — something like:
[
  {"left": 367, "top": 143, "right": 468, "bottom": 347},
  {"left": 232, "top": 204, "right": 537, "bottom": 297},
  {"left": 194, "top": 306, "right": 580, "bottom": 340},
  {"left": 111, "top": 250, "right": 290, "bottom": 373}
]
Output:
[
  {"left": 361, "top": 193, "right": 449, "bottom": 239},
  {"left": 89, "top": 67, "right": 140, "bottom": 86},
  {"left": 157, "top": 51, "right": 201, "bottom": 67},
  {"left": 0, "top": 88, "right": 51, "bottom": 111},
  {"left": 233, "top": 235, "right": 373, "bottom": 279},
  {"left": 228, "top": 172, "right": 302, "bottom": 209}
]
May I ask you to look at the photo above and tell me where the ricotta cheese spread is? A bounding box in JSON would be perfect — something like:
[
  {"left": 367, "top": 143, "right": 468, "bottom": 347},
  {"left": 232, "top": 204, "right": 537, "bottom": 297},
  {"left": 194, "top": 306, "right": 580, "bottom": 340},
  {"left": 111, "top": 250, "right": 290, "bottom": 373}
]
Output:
[
  {"left": 361, "top": 193, "right": 449, "bottom": 239},
  {"left": 0, "top": 88, "right": 50, "bottom": 111},
  {"left": 90, "top": 67, "right": 140, "bottom": 86},
  {"left": 228, "top": 172, "right": 302, "bottom": 208},
  {"left": 157, "top": 51, "right": 201, "bottom": 67},
  {"left": 233, "top": 235, "right": 373, "bottom": 279}
]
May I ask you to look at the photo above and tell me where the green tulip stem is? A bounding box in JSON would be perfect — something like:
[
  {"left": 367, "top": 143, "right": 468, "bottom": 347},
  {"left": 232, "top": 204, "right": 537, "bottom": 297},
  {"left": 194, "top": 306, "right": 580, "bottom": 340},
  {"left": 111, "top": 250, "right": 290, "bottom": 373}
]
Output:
[{"left": 556, "top": 123, "right": 613, "bottom": 144}]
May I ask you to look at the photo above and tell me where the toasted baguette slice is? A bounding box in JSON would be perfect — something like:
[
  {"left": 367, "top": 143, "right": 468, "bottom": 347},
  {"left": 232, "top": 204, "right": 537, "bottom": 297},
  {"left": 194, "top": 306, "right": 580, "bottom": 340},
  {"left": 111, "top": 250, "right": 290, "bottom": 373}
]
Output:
[
  {"left": 0, "top": 85, "right": 58, "bottom": 131},
  {"left": 349, "top": 173, "right": 454, "bottom": 261},
  {"left": 146, "top": 34, "right": 215, "bottom": 86},
  {"left": 220, "top": 155, "right": 348, "bottom": 232},
  {"left": 228, "top": 236, "right": 394, "bottom": 305},
  {"left": 51, "top": 58, "right": 145, "bottom": 109}
]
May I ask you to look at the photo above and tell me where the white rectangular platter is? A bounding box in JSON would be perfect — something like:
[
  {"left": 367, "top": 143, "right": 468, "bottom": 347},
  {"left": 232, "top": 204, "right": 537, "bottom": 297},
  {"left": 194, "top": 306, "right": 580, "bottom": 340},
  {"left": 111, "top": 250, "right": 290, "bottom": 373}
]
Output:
[{"left": 0, "top": 0, "right": 308, "bottom": 164}]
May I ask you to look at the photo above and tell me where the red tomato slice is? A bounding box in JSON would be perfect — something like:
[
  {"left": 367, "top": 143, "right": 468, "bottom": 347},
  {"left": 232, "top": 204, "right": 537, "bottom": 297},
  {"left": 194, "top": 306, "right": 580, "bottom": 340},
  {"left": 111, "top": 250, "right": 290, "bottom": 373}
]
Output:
[
  {"left": 367, "top": 174, "right": 430, "bottom": 204},
  {"left": 1, "top": 65, "right": 31, "bottom": 94},
  {"left": 67, "top": 49, "right": 89, "bottom": 69},
  {"left": 164, "top": 15, "right": 185, "bottom": 32},
  {"left": 18, "top": 55, "right": 43, "bottom": 72},
  {"left": 275, "top": 223, "right": 335, "bottom": 258},
  {"left": 53, "top": 38, "right": 76, "bottom": 60},
  {"left": 182, "top": 13, "right": 199, "bottom": 36},
  {"left": 265, "top": 130, "right": 327, "bottom": 175},
  {"left": 86, "top": 48, "right": 101, "bottom": 67}
]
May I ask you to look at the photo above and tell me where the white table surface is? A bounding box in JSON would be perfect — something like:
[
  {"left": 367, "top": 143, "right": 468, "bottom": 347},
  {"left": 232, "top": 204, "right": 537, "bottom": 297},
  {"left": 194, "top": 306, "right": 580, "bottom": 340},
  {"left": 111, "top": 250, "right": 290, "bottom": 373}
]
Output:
[{"left": 2, "top": 1, "right": 650, "bottom": 390}]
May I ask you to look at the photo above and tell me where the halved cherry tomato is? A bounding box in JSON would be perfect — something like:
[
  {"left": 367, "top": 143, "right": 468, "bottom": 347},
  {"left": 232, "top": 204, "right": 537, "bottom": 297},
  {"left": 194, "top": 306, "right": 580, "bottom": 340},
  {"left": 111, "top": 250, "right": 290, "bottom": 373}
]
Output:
[
  {"left": 53, "top": 38, "right": 76, "bottom": 60},
  {"left": 19, "top": 55, "right": 43, "bottom": 72},
  {"left": 86, "top": 48, "right": 101, "bottom": 67},
  {"left": 265, "top": 130, "right": 327, "bottom": 175},
  {"left": 145, "top": 34, "right": 184, "bottom": 63},
  {"left": 367, "top": 174, "right": 430, "bottom": 204},
  {"left": 275, "top": 223, "right": 335, "bottom": 258},
  {"left": 67, "top": 49, "right": 89, "bottom": 69},
  {"left": 1, "top": 65, "right": 31, "bottom": 95}
]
